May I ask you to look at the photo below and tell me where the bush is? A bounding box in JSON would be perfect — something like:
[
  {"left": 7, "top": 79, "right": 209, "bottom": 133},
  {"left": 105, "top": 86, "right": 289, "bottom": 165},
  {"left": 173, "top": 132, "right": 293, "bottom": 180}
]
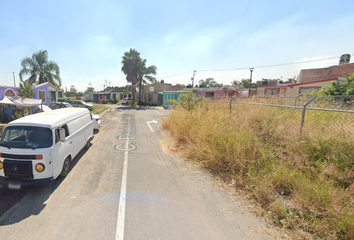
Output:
[
  {"left": 179, "top": 90, "right": 202, "bottom": 111},
  {"left": 109, "top": 99, "right": 118, "bottom": 104},
  {"left": 58, "top": 98, "right": 70, "bottom": 102},
  {"left": 167, "top": 99, "right": 178, "bottom": 109}
]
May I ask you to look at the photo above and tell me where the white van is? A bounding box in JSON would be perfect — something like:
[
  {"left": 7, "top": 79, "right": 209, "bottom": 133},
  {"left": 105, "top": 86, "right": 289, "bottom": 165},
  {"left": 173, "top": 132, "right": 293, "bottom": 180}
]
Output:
[{"left": 0, "top": 108, "right": 94, "bottom": 189}]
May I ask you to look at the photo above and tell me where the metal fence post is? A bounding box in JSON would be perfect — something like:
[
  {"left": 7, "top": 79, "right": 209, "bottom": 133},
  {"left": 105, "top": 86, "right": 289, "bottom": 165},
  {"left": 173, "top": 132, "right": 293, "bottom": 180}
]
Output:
[
  {"left": 300, "top": 96, "right": 317, "bottom": 138},
  {"left": 294, "top": 93, "right": 302, "bottom": 107},
  {"left": 230, "top": 96, "right": 238, "bottom": 114}
]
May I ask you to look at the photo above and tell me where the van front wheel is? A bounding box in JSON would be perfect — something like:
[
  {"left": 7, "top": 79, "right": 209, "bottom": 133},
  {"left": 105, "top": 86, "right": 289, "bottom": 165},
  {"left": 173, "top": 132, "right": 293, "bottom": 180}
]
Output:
[
  {"left": 60, "top": 157, "right": 71, "bottom": 177},
  {"left": 84, "top": 140, "right": 90, "bottom": 149}
]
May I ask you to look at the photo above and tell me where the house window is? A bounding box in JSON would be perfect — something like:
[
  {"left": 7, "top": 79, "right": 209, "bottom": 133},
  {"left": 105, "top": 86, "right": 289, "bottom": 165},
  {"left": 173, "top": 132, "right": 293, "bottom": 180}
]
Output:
[
  {"left": 128, "top": 94, "right": 131, "bottom": 98},
  {"left": 113, "top": 94, "right": 116, "bottom": 100},
  {"left": 39, "top": 91, "right": 46, "bottom": 102},
  {"left": 58, "top": 92, "right": 63, "bottom": 98},
  {"left": 100, "top": 95, "right": 102, "bottom": 99},
  {"left": 299, "top": 87, "right": 320, "bottom": 94},
  {"left": 265, "top": 88, "right": 279, "bottom": 95},
  {"left": 120, "top": 94, "right": 124, "bottom": 99}
]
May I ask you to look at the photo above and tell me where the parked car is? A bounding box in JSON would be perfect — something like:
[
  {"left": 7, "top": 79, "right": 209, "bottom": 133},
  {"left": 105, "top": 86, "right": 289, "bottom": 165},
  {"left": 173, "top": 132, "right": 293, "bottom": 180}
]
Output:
[
  {"left": 49, "top": 102, "right": 73, "bottom": 110},
  {"left": 92, "top": 114, "right": 101, "bottom": 131},
  {"left": 121, "top": 98, "right": 133, "bottom": 105},
  {"left": 67, "top": 100, "right": 94, "bottom": 110}
]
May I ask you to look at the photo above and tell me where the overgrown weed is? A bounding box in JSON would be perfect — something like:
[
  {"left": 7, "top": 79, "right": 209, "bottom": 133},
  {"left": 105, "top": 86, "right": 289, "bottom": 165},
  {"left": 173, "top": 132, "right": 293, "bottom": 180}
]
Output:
[{"left": 161, "top": 101, "right": 354, "bottom": 239}]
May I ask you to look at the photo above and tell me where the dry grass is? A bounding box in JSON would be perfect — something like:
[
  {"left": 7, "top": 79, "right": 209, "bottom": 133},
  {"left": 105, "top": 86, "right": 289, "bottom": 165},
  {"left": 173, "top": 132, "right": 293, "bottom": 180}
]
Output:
[{"left": 161, "top": 101, "right": 354, "bottom": 240}]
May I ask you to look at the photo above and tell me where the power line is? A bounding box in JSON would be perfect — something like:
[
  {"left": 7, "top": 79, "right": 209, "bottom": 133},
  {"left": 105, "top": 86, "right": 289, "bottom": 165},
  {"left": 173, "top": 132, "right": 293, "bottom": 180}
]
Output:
[
  {"left": 157, "top": 71, "right": 193, "bottom": 79},
  {"left": 155, "top": 55, "right": 351, "bottom": 79},
  {"left": 196, "top": 55, "right": 349, "bottom": 72}
]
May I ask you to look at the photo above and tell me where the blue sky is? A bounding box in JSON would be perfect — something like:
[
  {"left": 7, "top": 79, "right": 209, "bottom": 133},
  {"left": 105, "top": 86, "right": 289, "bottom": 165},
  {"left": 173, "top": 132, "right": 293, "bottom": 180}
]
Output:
[{"left": 0, "top": 0, "right": 353, "bottom": 92}]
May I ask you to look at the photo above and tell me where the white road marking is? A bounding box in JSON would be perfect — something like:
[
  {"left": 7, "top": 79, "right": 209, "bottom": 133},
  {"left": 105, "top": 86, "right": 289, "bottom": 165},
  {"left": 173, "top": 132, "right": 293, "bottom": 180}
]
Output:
[
  {"left": 147, "top": 120, "right": 158, "bottom": 132},
  {"left": 154, "top": 110, "right": 162, "bottom": 115},
  {"left": 116, "top": 117, "right": 132, "bottom": 240}
]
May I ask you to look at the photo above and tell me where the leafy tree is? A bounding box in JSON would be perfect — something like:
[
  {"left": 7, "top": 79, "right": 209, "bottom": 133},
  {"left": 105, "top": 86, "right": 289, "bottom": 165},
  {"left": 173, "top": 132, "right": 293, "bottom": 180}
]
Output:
[
  {"left": 319, "top": 72, "right": 354, "bottom": 96},
  {"left": 65, "top": 91, "right": 74, "bottom": 97},
  {"left": 137, "top": 59, "right": 157, "bottom": 105},
  {"left": 199, "top": 78, "right": 218, "bottom": 88},
  {"left": 70, "top": 85, "right": 78, "bottom": 94},
  {"left": 19, "top": 50, "right": 61, "bottom": 87},
  {"left": 175, "top": 83, "right": 186, "bottom": 87},
  {"left": 231, "top": 80, "right": 242, "bottom": 88},
  {"left": 241, "top": 79, "right": 250, "bottom": 88},
  {"left": 17, "top": 80, "right": 35, "bottom": 98},
  {"left": 85, "top": 87, "right": 95, "bottom": 93},
  {"left": 121, "top": 48, "right": 141, "bottom": 102}
]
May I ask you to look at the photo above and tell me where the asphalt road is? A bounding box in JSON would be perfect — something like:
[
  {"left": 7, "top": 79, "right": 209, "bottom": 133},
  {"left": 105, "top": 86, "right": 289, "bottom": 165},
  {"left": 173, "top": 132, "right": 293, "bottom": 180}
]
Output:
[{"left": 0, "top": 106, "right": 277, "bottom": 240}]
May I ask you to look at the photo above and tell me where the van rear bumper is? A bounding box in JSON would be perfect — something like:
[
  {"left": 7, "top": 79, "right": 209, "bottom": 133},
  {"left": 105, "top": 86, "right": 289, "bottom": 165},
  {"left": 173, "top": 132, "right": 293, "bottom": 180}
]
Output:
[{"left": 0, "top": 176, "right": 53, "bottom": 188}]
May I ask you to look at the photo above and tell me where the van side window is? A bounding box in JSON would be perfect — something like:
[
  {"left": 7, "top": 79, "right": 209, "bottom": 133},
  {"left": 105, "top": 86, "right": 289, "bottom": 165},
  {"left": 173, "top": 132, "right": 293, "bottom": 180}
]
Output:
[
  {"left": 55, "top": 129, "right": 60, "bottom": 143},
  {"left": 62, "top": 124, "right": 70, "bottom": 137}
]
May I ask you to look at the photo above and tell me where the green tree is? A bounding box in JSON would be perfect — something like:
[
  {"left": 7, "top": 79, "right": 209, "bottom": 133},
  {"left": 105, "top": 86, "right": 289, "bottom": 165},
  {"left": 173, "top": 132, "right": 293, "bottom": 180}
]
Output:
[
  {"left": 137, "top": 59, "right": 157, "bottom": 105},
  {"left": 17, "top": 80, "right": 35, "bottom": 98},
  {"left": 199, "top": 78, "right": 218, "bottom": 88},
  {"left": 70, "top": 85, "right": 78, "bottom": 94},
  {"left": 19, "top": 50, "right": 61, "bottom": 87},
  {"left": 241, "top": 79, "right": 250, "bottom": 88},
  {"left": 319, "top": 72, "right": 354, "bottom": 96},
  {"left": 231, "top": 80, "right": 242, "bottom": 88},
  {"left": 121, "top": 48, "right": 141, "bottom": 102},
  {"left": 85, "top": 87, "right": 95, "bottom": 93}
]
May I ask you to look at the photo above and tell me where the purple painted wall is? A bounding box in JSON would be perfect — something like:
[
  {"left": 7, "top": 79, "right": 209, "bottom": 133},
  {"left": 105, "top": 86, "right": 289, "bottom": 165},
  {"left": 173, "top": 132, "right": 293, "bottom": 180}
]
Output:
[{"left": 0, "top": 86, "right": 20, "bottom": 99}]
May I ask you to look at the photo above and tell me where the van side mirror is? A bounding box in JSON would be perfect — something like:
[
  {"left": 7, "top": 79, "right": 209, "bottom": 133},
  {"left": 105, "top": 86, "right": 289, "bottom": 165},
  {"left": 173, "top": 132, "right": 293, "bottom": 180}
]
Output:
[{"left": 59, "top": 128, "right": 66, "bottom": 142}]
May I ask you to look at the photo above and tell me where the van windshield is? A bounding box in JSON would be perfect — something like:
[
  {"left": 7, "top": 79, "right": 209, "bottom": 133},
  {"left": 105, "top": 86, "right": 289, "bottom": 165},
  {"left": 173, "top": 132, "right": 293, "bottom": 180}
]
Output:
[{"left": 0, "top": 126, "right": 52, "bottom": 149}]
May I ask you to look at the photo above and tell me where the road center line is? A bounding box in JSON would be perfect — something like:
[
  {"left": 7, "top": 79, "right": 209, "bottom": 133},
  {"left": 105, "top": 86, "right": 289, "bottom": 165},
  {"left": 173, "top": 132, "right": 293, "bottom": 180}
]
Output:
[{"left": 115, "top": 117, "right": 131, "bottom": 240}]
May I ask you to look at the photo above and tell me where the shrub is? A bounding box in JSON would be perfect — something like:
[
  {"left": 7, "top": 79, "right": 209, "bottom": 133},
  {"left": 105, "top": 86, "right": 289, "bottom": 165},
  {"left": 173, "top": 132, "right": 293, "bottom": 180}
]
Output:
[
  {"left": 178, "top": 90, "right": 202, "bottom": 111},
  {"left": 167, "top": 99, "right": 178, "bottom": 109},
  {"left": 58, "top": 98, "right": 70, "bottom": 102}
]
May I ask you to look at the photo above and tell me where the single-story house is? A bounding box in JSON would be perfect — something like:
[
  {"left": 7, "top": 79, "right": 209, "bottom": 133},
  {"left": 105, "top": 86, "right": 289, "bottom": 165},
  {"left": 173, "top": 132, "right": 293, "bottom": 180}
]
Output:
[
  {"left": 256, "top": 78, "right": 342, "bottom": 97},
  {"left": 0, "top": 82, "right": 63, "bottom": 105},
  {"left": 144, "top": 83, "right": 184, "bottom": 106},
  {"left": 296, "top": 59, "right": 354, "bottom": 83},
  {"left": 93, "top": 92, "right": 111, "bottom": 104},
  {"left": 196, "top": 87, "right": 237, "bottom": 100},
  {"left": 162, "top": 91, "right": 186, "bottom": 107},
  {"left": 83, "top": 91, "right": 94, "bottom": 102}
]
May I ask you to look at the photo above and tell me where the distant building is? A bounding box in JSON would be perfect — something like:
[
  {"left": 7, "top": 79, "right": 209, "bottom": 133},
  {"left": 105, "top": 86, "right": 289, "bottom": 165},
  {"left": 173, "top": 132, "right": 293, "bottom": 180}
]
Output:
[
  {"left": 144, "top": 82, "right": 184, "bottom": 106},
  {"left": 296, "top": 61, "right": 354, "bottom": 83}
]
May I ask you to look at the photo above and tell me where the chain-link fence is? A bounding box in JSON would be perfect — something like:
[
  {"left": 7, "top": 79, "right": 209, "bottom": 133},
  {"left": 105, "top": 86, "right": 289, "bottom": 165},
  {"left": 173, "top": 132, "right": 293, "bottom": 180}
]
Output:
[{"left": 205, "top": 95, "right": 354, "bottom": 142}]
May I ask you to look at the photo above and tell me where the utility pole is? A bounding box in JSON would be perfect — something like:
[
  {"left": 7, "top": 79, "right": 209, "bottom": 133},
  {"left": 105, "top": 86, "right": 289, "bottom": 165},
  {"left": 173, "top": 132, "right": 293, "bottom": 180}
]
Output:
[
  {"left": 248, "top": 68, "right": 254, "bottom": 97},
  {"left": 13, "top": 72, "right": 16, "bottom": 87},
  {"left": 191, "top": 70, "right": 196, "bottom": 88}
]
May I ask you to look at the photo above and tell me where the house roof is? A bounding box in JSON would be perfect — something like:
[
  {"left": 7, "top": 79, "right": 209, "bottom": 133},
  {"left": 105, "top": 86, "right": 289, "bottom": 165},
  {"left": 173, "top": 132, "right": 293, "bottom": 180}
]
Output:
[
  {"left": 33, "top": 82, "right": 59, "bottom": 90},
  {"left": 297, "top": 63, "right": 354, "bottom": 83},
  {"left": 93, "top": 92, "right": 111, "bottom": 95},
  {"left": 258, "top": 78, "right": 338, "bottom": 89}
]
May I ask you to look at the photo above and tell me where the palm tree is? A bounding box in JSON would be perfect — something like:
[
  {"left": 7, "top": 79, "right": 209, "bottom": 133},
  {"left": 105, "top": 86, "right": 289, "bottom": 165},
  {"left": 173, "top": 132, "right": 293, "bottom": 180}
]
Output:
[
  {"left": 19, "top": 50, "right": 62, "bottom": 87},
  {"left": 137, "top": 59, "right": 157, "bottom": 104},
  {"left": 121, "top": 48, "right": 141, "bottom": 102}
]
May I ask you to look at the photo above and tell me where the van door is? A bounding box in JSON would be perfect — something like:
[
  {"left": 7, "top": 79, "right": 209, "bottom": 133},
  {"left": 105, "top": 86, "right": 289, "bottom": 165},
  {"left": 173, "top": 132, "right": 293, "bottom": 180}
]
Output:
[{"left": 52, "top": 126, "right": 71, "bottom": 179}]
